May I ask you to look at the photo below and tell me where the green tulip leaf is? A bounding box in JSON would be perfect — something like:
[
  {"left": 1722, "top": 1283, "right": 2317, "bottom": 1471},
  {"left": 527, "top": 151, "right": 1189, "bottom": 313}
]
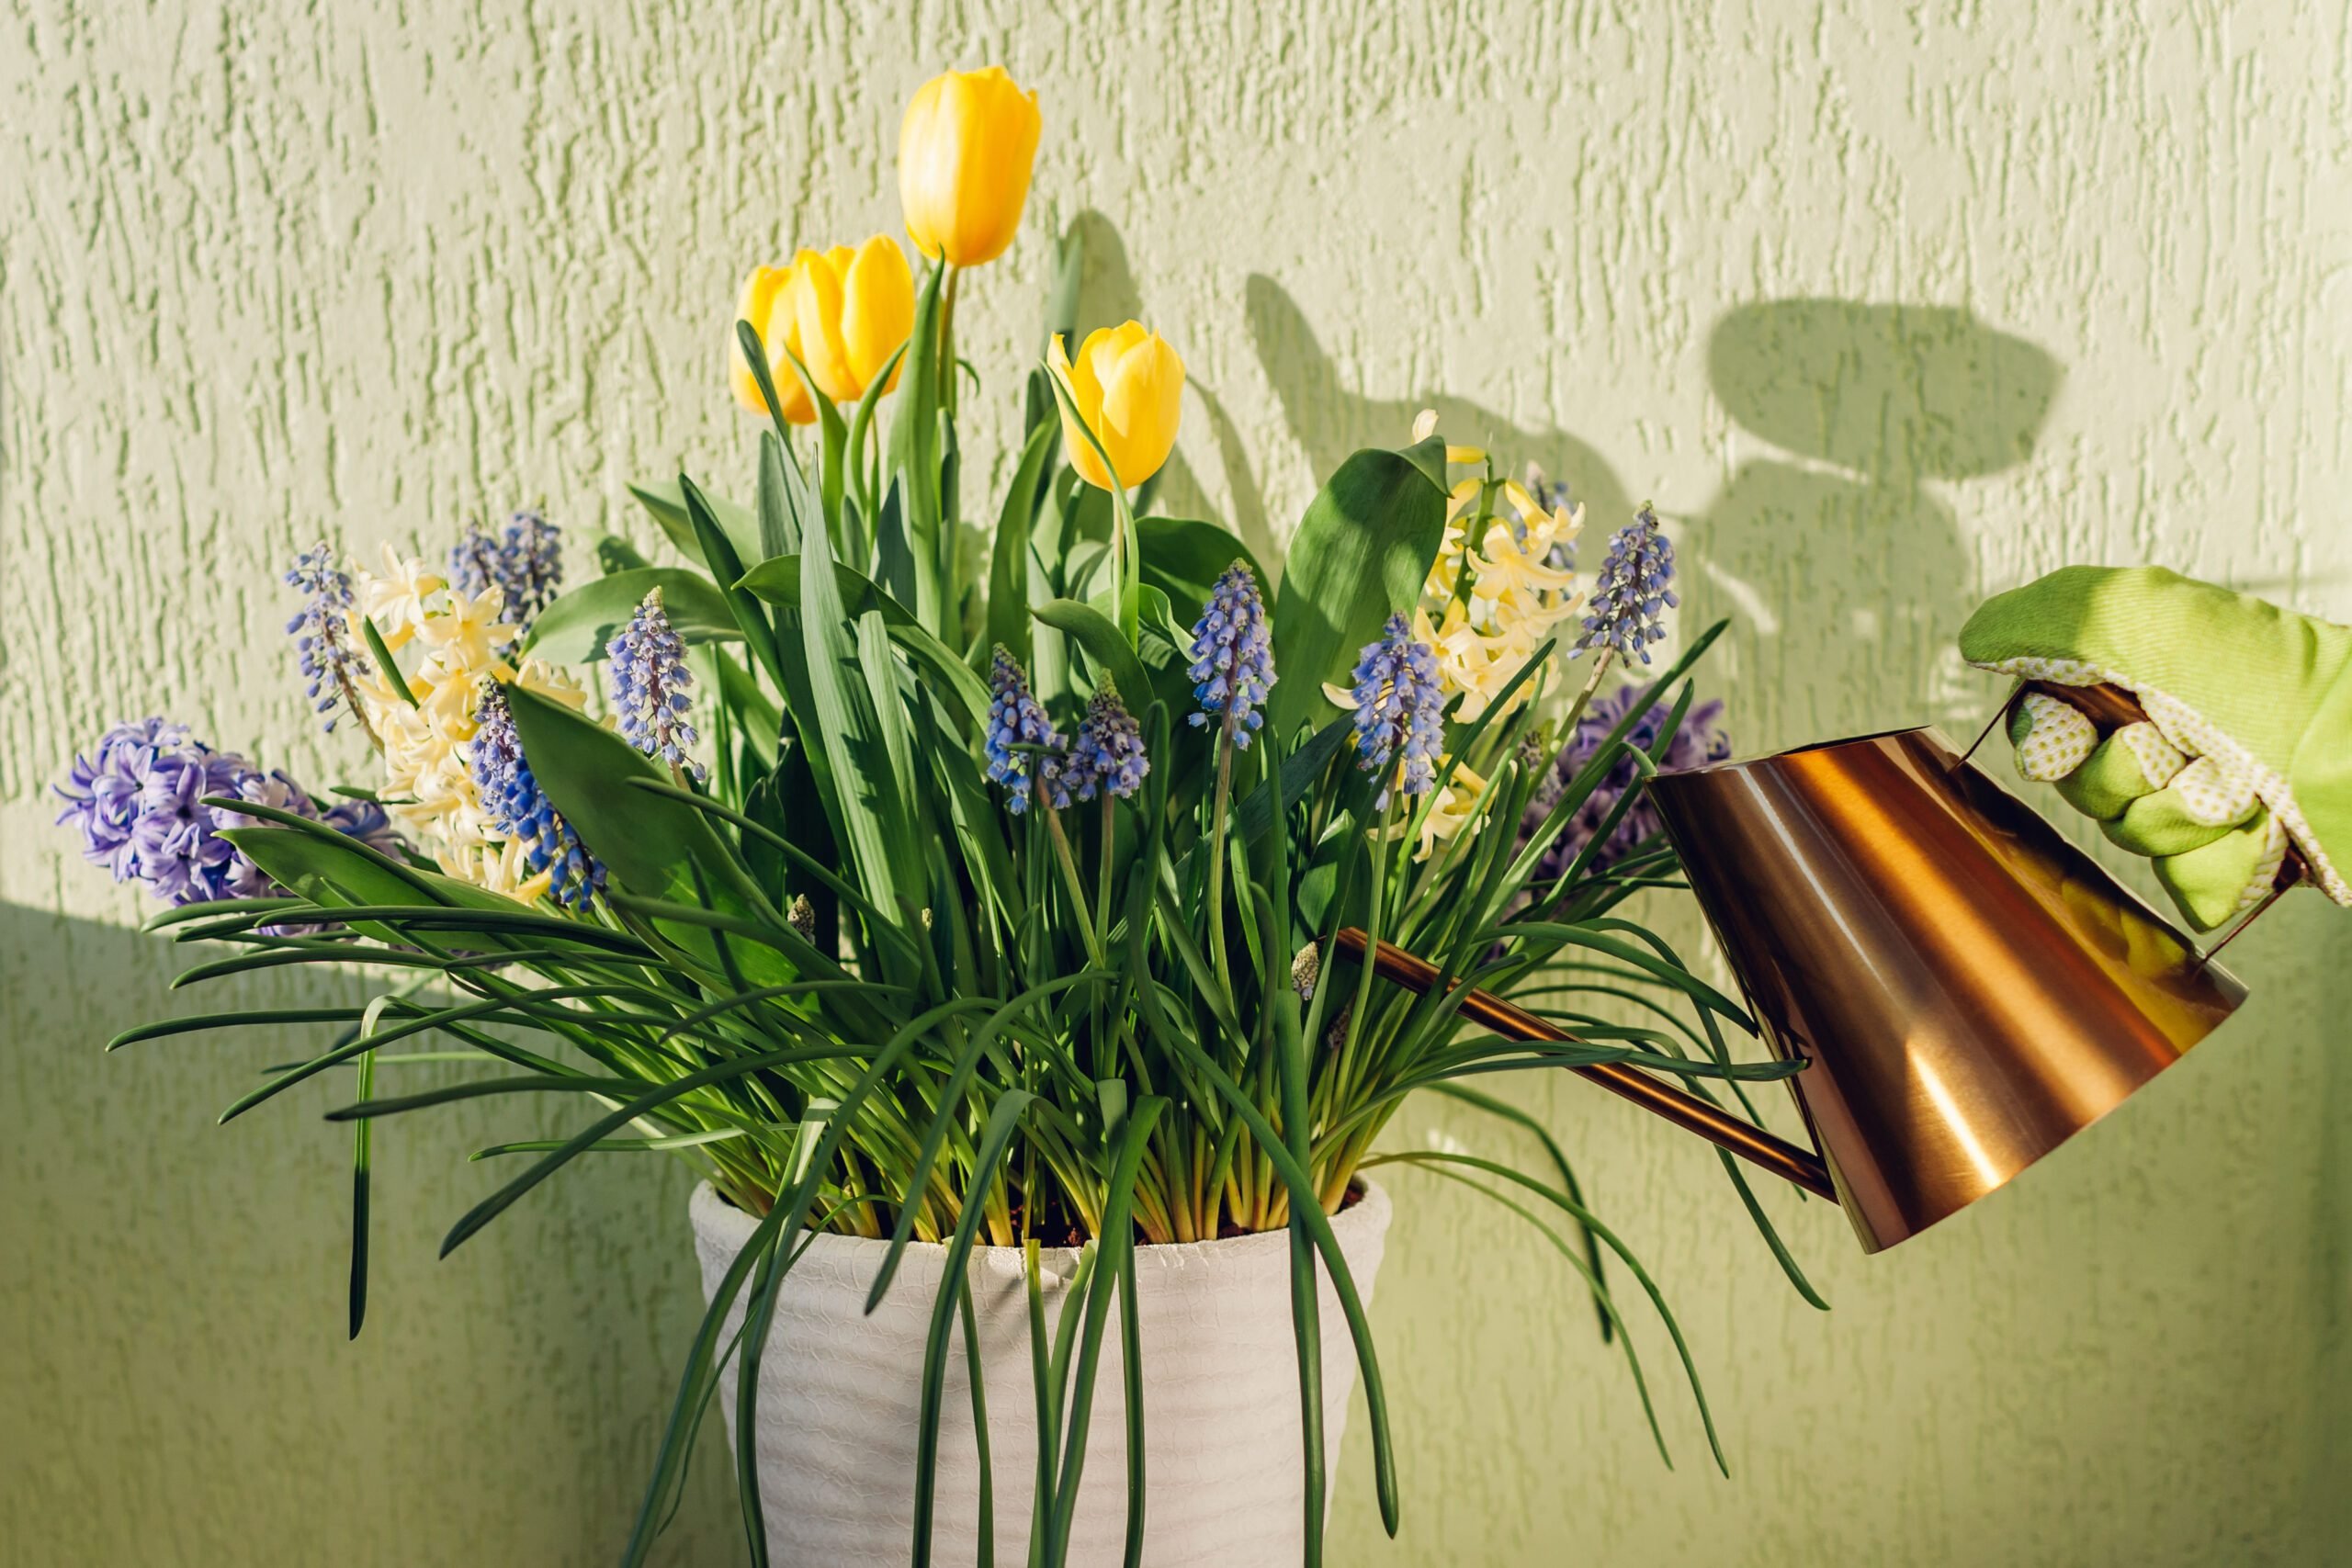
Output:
[
  {"left": 1266, "top": 437, "right": 1448, "bottom": 739},
  {"left": 1136, "top": 515, "right": 1271, "bottom": 624},
  {"left": 629, "top": 479, "right": 763, "bottom": 568},
  {"left": 524, "top": 569, "right": 742, "bottom": 664}
]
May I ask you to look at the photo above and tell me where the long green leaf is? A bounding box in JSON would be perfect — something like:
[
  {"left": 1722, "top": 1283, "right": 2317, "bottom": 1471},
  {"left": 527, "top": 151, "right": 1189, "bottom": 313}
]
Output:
[
  {"left": 910, "top": 1089, "right": 1035, "bottom": 1568},
  {"left": 988, "top": 422, "right": 1057, "bottom": 662},
  {"left": 1044, "top": 1096, "right": 1167, "bottom": 1566}
]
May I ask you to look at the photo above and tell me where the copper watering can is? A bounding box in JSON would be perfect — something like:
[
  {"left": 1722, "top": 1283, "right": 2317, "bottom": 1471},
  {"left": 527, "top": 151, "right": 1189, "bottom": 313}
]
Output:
[{"left": 1338, "top": 682, "right": 2296, "bottom": 1253}]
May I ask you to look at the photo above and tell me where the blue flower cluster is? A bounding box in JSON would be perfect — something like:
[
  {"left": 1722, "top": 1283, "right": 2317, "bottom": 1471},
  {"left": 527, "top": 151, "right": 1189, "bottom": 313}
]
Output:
[
  {"left": 606, "top": 588, "right": 704, "bottom": 782},
  {"left": 984, "top": 648, "right": 1067, "bottom": 814},
  {"left": 1348, "top": 614, "right": 1446, "bottom": 808},
  {"left": 1575, "top": 503, "right": 1677, "bottom": 664},
  {"left": 1187, "top": 561, "right": 1275, "bottom": 746},
  {"left": 54, "top": 718, "right": 399, "bottom": 907},
  {"left": 1522, "top": 684, "right": 1729, "bottom": 885},
  {"left": 449, "top": 508, "right": 564, "bottom": 632},
  {"left": 469, "top": 682, "right": 605, "bottom": 909},
  {"left": 1069, "top": 681, "right": 1148, "bottom": 803},
  {"left": 284, "top": 542, "right": 373, "bottom": 734}
]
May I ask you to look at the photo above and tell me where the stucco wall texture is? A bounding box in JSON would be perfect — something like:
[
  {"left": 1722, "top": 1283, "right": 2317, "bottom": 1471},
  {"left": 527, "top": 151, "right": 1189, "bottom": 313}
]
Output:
[{"left": 4, "top": 2, "right": 2347, "bottom": 1563}]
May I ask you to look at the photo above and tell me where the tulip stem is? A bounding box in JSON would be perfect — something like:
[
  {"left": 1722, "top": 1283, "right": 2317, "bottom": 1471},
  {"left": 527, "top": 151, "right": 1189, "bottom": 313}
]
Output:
[{"left": 940, "top": 264, "right": 961, "bottom": 420}]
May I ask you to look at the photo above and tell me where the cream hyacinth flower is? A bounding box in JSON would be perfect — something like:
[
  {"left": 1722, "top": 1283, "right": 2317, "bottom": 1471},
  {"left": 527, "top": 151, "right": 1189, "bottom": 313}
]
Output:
[
  {"left": 1411, "top": 406, "right": 1488, "bottom": 468},
  {"left": 349, "top": 549, "right": 587, "bottom": 901},
  {"left": 357, "top": 544, "right": 444, "bottom": 651},
  {"left": 1414, "top": 465, "right": 1587, "bottom": 721},
  {"left": 1391, "top": 756, "right": 1492, "bottom": 863}
]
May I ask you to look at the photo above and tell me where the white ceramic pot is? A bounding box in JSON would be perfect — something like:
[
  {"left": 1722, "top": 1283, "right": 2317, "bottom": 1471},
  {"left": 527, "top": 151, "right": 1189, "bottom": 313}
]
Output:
[{"left": 688, "top": 1179, "right": 1392, "bottom": 1567}]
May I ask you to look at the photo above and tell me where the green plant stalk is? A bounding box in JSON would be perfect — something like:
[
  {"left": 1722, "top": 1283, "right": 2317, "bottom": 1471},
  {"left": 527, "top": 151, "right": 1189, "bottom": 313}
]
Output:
[
  {"left": 1204, "top": 722, "right": 1238, "bottom": 998},
  {"left": 1039, "top": 807, "right": 1105, "bottom": 968}
]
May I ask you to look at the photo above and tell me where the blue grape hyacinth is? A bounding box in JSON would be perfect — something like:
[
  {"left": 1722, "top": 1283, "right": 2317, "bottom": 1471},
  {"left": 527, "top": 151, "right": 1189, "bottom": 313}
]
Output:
[
  {"left": 284, "top": 542, "right": 373, "bottom": 733},
  {"left": 449, "top": 508, "right": 564, "bottom": 633},
  {"left": 470, "top": 682, "right": 605, "bottom": 909},
  {"left": 1070, "top": 680, "right": 1148, "bottom": 803},
  {"left": 1348, "top": 614, "right": 1446, "bottom": 808},
  {"left": 1574, "top": 502, "right": 1678, "bottom": 664},
  {"left": 985, "top": 647, "right": 1068, "bottom": 814},
  {"left": 1187, "top": 560, "right": 1276, "bottom": 747},
  {"left": 606, "top": 587, "right": 704, "bottom": 782}
]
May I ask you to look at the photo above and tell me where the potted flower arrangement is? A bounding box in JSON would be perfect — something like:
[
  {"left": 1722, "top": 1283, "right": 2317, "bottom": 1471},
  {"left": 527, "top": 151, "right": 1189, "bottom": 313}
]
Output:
[{"left": 58, "top": 63, "right": 1818, "bottom": 1568}]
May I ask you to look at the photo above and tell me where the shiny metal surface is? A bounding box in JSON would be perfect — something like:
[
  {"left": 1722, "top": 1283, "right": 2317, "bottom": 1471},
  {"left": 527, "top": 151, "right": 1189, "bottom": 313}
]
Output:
[
  {"left": 1648, "top": 727, "right": 2246, "bottom": 1252},
  {"left": 1329, "top": 928, "right": 1838, "bottom": 1200}
]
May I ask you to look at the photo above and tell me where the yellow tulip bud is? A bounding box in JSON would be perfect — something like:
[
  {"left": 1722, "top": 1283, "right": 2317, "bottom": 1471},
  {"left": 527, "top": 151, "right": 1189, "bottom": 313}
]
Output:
[
  {"left": 730, "top": 262, "right": 817, "bottom": 424},
  {"left": 790, "top": 236, "right": 915, "bottom": 405},
  {"left": 1048, "top": 322, "right": 1185, "bottom": 491},
  {"left": 898, "top": 65, "right": 1042, "bottom": 267}
]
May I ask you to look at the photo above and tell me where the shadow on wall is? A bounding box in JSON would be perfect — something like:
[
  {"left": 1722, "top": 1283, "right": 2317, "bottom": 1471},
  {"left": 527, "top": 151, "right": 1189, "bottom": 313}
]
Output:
[
  {"left": 0, "top": 901, "right": 733, "bottom": 1565},
  {"left": 1059, "top": 211, "right": 1283, "bottom": 575},
  {"left": 1690, "top": 300, "right": 2061, "bottom": 740},
  {"left": 1232, "top": 278, "right": 2062, "bottom": 744},
  {"left": 1244, "top": 272, "right": 1635, "bottom": 552}
]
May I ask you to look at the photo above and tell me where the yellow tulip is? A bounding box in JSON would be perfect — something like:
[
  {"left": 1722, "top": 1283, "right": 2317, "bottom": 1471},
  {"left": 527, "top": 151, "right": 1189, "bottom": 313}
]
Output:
[
  {"left": 898, "top": 65, "right": 1042, "bottom": 267},
  {"left": 729, "top": 263, "right": 816, "bottom": 423},
  {"left": 1049, "top": 322, "right": 1185, "bottom": 491},
  {"left": 790, "top": 236, "right": 915, "bottom": 404}
]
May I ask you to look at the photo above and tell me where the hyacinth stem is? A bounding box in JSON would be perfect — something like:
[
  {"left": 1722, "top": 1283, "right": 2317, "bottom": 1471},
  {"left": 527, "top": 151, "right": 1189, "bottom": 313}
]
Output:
[
  {"left": 1329, "top": 792, "right": 1396, "bottom": 1120},
  {"left": 1561, "top": 645, "right": 1619, "bottom": 737},
  {"left": 1093, "top": 797, "right": 1115, "bottom": 954},
  {"left": 1205, "top": 721, "right": 1237, "bottom": 998},
  {"left": 335, "top": 663, "right": 386, "bottom": 756},
  {"left": 1041, "top": 807, "right": 1105, "bottom": 967}
]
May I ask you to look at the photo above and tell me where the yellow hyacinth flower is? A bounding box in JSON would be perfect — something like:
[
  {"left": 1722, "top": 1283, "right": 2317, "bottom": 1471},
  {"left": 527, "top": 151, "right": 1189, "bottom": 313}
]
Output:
[
  {"left": 1049, "top": 322, "right": 1185, "bottom": 491},
  {"left": 729, "top": 264, "right": 814, "bottom": 422},
  {"left": 1415, "top": 478, "right": 1587, "bottom": 721},
  {"left": 1411, "top": 408, "right": 1487, "bottom": 468},
  {"left": 899, "top": 65, "right": 1042, "bottom": 267},
  {"left": 1385, "top": 755, "right": 1492, "bottom": 863},
  {"left": 791, "top": 237, "right": 915, "bottom": 404}
]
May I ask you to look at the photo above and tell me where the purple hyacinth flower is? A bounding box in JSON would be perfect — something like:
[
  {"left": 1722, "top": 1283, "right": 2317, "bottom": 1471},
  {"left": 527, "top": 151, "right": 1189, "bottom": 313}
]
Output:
[
  {"left": 1348, "top": 615, "right": 1446, "bottom": 808},
  {"left": 1522, "top": 684, "right": 1729, "bottom": 887},
  {"left": 53, "top": 718, "right": 398, "bottom": 907},
  {"left": 1187, "top": 560, "right": 1276, "bottom": 747},
  {"left": 319, "top": 797, "right": 405, "bottom": 860}
]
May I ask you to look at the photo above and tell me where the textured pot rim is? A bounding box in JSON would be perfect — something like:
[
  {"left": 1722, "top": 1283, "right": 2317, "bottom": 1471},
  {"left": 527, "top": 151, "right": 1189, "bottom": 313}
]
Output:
[{"left": 689, "top": 1174, "right": 1390, "bottom": 1269}]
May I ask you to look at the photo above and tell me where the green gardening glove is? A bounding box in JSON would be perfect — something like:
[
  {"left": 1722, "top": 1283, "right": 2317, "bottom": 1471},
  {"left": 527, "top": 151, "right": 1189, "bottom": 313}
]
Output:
[{"left": 1959, "top": 566, "right": 2352, "bottom": 931}]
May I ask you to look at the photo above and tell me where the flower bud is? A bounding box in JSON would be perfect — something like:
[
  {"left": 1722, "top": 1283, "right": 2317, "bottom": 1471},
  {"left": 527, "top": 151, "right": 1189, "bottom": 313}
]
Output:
[
  {"left": 729, "top": 263, "right": 816, "bottom": 424},
  {"left": 1047, "top": 322, "right": 1185, "bottom": 491},
  {"left": 790, "top": 236, "right": 916, "bottom": 405},
  {"left": 898, "top": 65, "right": 1042, "bottom": 267}
]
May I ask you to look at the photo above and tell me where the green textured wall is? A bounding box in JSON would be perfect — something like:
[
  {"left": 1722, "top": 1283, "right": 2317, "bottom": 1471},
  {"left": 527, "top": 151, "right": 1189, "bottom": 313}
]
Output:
[{"left": 5, "top": 2, "right": 2347, "bottom": 1563}]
